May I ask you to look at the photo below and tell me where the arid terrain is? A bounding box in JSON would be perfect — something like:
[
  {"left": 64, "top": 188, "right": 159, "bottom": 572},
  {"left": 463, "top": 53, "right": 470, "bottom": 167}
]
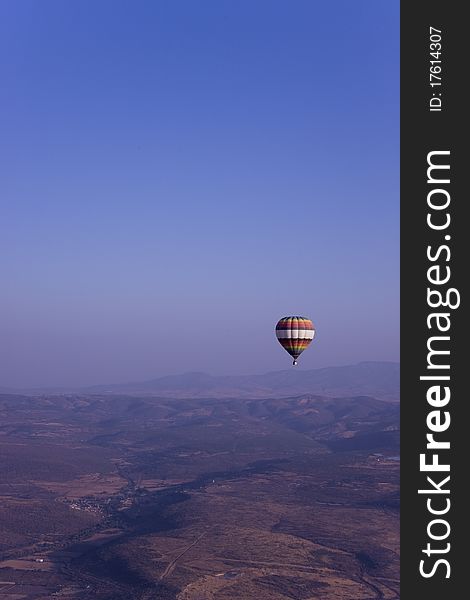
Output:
[{"left": 0, "top": 366, "right": 399, "bottom": 599}]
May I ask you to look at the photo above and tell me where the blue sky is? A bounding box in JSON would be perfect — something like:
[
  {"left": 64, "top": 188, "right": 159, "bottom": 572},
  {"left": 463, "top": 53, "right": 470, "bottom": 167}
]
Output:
[{"left": 0, "top": 1, "right": 399, "bottom": 387}]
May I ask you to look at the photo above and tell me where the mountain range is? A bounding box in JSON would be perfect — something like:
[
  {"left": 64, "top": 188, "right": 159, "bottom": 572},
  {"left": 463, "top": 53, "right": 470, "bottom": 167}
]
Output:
[{"left": 3, "top": 361, "right": 399, "bottom": 401}]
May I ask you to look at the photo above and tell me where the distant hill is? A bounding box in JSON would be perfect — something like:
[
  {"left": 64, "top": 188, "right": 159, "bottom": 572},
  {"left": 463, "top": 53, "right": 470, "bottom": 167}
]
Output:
[
  {"left": 82, "top": 361, "right": 399, "bottom": 401},
  {"left": 0, "top": 362, "right": 399, "bottom": 402}
]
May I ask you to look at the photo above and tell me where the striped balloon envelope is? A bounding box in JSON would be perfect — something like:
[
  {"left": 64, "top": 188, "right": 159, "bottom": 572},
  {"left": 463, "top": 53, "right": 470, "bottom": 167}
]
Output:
[{"left": 275, "top": 316, "right": 315, "bottom": 365}]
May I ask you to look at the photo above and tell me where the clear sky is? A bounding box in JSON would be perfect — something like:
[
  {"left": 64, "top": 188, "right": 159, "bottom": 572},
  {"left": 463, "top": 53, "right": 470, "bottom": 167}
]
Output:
[{"left": 0, "top": 1, "right": 399, "bottom": 388}]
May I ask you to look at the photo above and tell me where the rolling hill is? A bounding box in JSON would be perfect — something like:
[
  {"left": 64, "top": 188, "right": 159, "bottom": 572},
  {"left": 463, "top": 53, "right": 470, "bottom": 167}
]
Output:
[{"left": 84, "top": 361, "right": 399, "bottom": 401}]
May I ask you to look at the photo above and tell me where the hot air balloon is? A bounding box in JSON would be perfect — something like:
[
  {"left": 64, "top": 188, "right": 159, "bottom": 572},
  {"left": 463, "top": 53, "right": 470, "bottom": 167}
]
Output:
[{"left": 275, "top": 316, "right": 315, "bottom": 366}]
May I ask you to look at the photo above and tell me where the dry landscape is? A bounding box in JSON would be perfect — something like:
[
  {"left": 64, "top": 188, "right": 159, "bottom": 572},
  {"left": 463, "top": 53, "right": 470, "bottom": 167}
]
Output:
[{"left": 0, "top": 367, "right": 399, "bottom": 599}]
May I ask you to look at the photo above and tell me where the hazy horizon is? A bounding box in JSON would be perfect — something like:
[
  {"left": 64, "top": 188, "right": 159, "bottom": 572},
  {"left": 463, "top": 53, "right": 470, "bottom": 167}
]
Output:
[
  {"left": 1, "top": 1, "right": 399, "bottom": 388},
  {"left": 1, "top": 359, "right": 399, "bottom": 391}
]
